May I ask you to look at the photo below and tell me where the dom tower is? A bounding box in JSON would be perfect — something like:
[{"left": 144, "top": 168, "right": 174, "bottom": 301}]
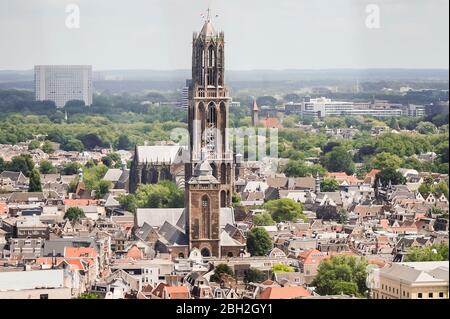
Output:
[{"left": 185, "top": 12, "right": 234, "bottom": 257}]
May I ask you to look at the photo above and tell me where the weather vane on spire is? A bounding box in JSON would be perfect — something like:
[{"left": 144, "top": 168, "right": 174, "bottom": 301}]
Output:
[{"left": 201, "top": 6, "right": 218, "bottom": 22}]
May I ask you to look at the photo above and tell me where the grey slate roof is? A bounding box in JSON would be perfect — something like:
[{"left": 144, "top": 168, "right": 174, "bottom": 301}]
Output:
[
  {"left": 103, "top": 169, "right": 124, "bottom": 182},
  {"left": 135, "top": 222, "right": 154, "bottom": 242},
  {"left": 136, "top": 207, "right": 235, "bottom": 230},
  {"left": 158, "top": 221, "right": 188, "bottom": 246},
  {"left": 136, "top": 208, "right": 184, "bottom": 228}
]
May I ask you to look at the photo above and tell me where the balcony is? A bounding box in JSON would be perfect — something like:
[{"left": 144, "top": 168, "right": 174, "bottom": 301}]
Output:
[{"left": 195, "top": 87, "right": 229, "bottom": 99}]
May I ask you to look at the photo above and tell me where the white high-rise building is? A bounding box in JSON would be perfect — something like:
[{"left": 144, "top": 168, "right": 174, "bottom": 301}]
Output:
[
  {"left": 34, "top": 65, "right": 93, "bottom": 108},
  {"left": 180, "top": 86, "right": 189, "bottom": 109}
]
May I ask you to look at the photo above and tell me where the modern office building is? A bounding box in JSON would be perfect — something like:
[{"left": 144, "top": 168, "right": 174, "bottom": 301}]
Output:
[
  {"left": 34, "top": 65, "right": 93, "bottom": 108},
  {"left": 180, "top": 79, "right": 191, "bottom": 109},
  {"left": 302, "top": 97, "right": 354, "bottom": 118},
  {"left": 406, "top": 104, "right": 427, "bottom": 117},
  {"left": 286, "top": 97, "right": 405, "bottom": 119},
  {"left": 230, "top": 100, "right": 241, "bottom": 108},
  {"left": 348, "top": 108, "right": 403, "bottom": 118}
]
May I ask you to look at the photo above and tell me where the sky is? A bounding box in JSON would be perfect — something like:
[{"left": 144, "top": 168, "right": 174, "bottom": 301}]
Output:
[{"left": 0, "top": 0, "right": 448, "bottom": 70}]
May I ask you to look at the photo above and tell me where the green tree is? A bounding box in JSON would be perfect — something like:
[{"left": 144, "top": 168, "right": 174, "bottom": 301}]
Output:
[
  {"left": 6, "top": 154, "right": 35, "bottom": 177},
  {"left": 42, "top": 141, "right": 55, "bottom": 154},
  {"left": 320, "top": 178, "right": 340, "bottom": 192},
  {"left": 102, "top": 153, "right": 121, "bottom": 168},
  {"left": 339, "top": 208, "right": 348, "bottom": 224},
  {"left": 417, "top": 121, "right": 438, "bottom": 134},
  {"left": 375, "top": 168, "right": 406, "bottom": 186},
  {"left": 39, "top": 160, "right": 56, "bottom": 174},
  {"left": 322, "top": 147, "right": 355, "bottom": 175},
  {"left": 312, "top": 256, "right": 368, "bottom": 297},
  {"left": 232, "top": 193, "right": 241, "bottom": 204},
  {"left": 405, "top": 244, "right": 449, "bottom": 262},
  {"left": 0, "top": 157, "right": 5, "bottom": 172},
  {"left": 246, "top": 227, "right": 273, "bottom": 256},
  {"left": 63, "top": 138, "right": 84, "bottom": 152},
  {"left": 434, "top": 181, "right": 449, "bottom": 199},
  {"left": 118, "top": 181, "right": 184, "bottom": 212},
  {"left": 95, "top": 180, "right": 112, "bottom": 199},
  {"left": 28, "top": 169, "right": 42, "bottom": 192},
  {"left": 118, "top": 193, "right": 138, "bottom": 212},
  {"left": 263, "top": 198, "right": 305, "bottom": 222},
  {"left": 256, "top": 96, "right": 277, "bottom": 107},
  {"left": 28, "top": 140, "right": 41, "bottom": 151},
  {"left": 77, "top": 293, "right": 102, "bottom": 299},
  {"left": 272, "top": 264, "right": 294, "bottom": 273},
  {"left": 372, "top": 152, "right": 403, "bottom": 170},
  {"left": 283, "top": 160, "right": 327, "bottom": 177},
  {"left": 253, "top": 212, "right": 275, "bottom": 226},
  {"left": 210, "top": 264, "right": 235, "bottom": 283},
  {"left": 64, "top": 207, "right": 86, "bottom": 221},
  {"left": 244, "top": 268, "right": 267, "bottom": 283},
  {"left": 101, "top": 156, "right": 113, "bottom": 167},
  {"left": 116, "top": 134, "right": 132, "bottom": 150},
  {"left": 61, "top": 162, "right": 82, "bottom": 175}
]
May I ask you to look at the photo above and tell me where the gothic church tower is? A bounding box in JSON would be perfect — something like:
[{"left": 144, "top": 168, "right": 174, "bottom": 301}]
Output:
[{"left": 185, "top": 12, "right": 234, "bottom": 257}]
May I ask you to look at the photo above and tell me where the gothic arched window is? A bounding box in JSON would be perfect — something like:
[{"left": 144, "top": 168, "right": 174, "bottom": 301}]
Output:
[
  {"left": 208, "top": 45, "right": 215, "bottom": 67},
  {"left": 201, "top": 195, "right": 211, "bottom": 238},
  {"left": 207, "top": 45, "right": 216, "bottom": 86},
  {"left": 207, "top": 103, "right": 217, "bottom": 127},
  {"left": 217, "top": 45, "right": 223, "bottom": 86},
  {"left": 206, "top": 103, "right": 217, "bottom": 156},
  {"left": 221, "top": 190, "right": 226, "bottom": 208}
]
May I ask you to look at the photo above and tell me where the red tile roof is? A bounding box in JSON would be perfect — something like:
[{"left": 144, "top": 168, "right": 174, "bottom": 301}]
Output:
[
  {"left": 298, "top": 249, "right": 329, "bottom": 265},
  {"left": 366, "top": 169, "right": 380, "bottom": 178},
  {"left": 258, "top": 286, "right": 311, "bottom": 299},
  {"left": 164, "top": 286, "right": 190, "bottom": 299},
  {"left": 0, "top": 202, "right": 7, "bottom": 215},
  {"left": 261, "top": 117, "right": 282, "bottom": 129},
  {"left": 327, "top": 172, "right": 362, "bottom": 185},
  {"left": 64, "top": 199, "right": 98, "bottom": 206},
  {"left": 126, "top": 245, "right": 143, "bottom": 260},
  {"left": 64, "top": 247, "right": 97, "bottom": 258}
]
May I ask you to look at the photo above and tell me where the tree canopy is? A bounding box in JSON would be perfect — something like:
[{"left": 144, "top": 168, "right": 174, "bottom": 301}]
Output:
[
  {"left": 246, "top": 227, "right": 273, "bottom": 257},
  {"left": 210, "top": 264, "right": 235, "bottom": 283},
  {"left": 64, "top": 207, "right": 86, "bottom": 221},
  {"left": 321, "top": 146, "right": 355, "bottom": 175},
  {"left": 118, "top": 181, "right": 184, "bottom": 212},
  {"left": 312, "top": 256, "right": 368, "bottom": 297},
  {"left": 263, "top": 198, "right": 305, "bottom": 222},
  {"left": 405, "top": 244, "right": 449, "bottom": 262}
]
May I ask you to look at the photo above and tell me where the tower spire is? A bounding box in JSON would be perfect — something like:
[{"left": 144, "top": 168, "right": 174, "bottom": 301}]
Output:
[{"left": 206, "top": 7, "right": 211, "bottom": 22}]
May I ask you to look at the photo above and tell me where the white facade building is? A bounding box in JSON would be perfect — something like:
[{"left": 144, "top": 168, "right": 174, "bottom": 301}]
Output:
[
  {"left": 35, "top": 65, "right": 93, "bottom": 108},
  {"left": 298, "top": 97, "right": 403, "bottom": 118},
  {"left": 302, "top": 97, "right": 354, "bottom": 118},
  {"left": 180, "top": 86, "right": 189, "bottom": 109}
]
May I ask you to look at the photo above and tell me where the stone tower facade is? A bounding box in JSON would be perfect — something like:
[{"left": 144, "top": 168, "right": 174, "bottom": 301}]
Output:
[
  {"left": 251, "top": 98, "right": 259, "bottom": 127},
  {"left": 185, "top": 15, "right": 235, "bottom": 257},
  {"left": 187, "top": 150, "right": 221, "bottom": 257}
]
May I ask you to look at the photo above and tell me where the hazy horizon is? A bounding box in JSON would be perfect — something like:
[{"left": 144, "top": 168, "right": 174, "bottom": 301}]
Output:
[{"left": 0, "top": 0, "right": 448, "bottom": 70}]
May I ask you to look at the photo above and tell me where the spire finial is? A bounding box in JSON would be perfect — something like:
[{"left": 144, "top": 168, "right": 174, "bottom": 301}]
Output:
[{"left": 207, "top": 7, "right": 211, "bottom": 22}]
